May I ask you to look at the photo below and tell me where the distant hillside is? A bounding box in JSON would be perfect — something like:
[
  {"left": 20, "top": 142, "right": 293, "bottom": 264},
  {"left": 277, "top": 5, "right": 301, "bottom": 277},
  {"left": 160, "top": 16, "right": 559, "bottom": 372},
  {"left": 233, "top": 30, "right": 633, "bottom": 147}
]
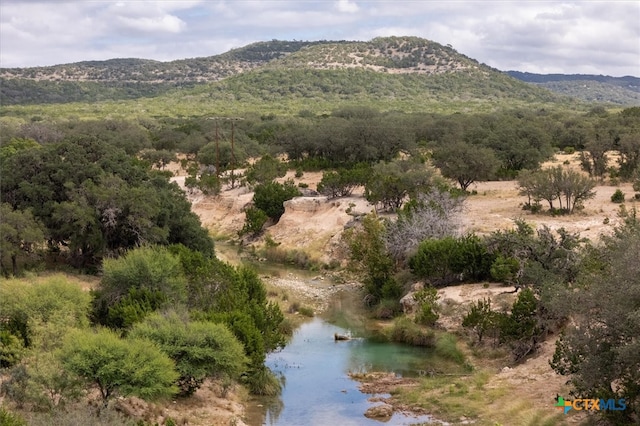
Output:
[
  {"left": 1, "top": 37, "right": 566, "bottom": 108},
  {"left": 0, "top": 40, "right": 324, "bottom": 83},
  {"left": 507, "top": 71, "right": 640, "bottom": 106}
]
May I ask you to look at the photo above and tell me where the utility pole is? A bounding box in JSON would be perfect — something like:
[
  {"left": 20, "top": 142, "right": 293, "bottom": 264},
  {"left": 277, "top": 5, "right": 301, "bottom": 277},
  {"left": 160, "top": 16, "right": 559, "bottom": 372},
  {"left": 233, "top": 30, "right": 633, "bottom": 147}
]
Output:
[
  {"left": 215, "top": 121, "right": 220, "bottom": 177},
  {"left": 206, "top": 116, "right": 243, "bottom": 187}
]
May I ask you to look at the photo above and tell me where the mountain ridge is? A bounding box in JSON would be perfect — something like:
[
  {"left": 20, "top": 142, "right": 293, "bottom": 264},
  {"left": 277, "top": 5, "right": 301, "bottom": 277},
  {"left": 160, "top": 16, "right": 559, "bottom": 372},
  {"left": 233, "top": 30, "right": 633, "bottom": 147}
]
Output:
[
  {"left": 506, "top": 71, "right": 640, "bottom": 105},
  {"left": 1, "top": 37, "right": 637, "bottom": 107}
]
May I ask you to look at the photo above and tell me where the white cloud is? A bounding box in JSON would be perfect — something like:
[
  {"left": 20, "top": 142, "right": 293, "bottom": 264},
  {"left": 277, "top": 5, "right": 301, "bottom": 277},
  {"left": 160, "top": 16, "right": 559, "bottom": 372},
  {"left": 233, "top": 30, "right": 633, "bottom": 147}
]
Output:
[
  {"left": 0, "top": 0, "right": 638, "bottom": 76},
  {"left": 116, "top": 14, "right": 185, "bottom": 34},
  {"left": 335, "top": 0, "right": 359, "bottom": 14}
]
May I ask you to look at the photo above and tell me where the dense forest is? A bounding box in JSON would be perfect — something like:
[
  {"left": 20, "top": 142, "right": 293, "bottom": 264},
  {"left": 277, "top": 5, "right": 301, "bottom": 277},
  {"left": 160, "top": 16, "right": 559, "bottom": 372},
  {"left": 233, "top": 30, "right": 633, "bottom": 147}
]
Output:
[{"left": 1, "top": 36, "right": 639, "bottom": 426}]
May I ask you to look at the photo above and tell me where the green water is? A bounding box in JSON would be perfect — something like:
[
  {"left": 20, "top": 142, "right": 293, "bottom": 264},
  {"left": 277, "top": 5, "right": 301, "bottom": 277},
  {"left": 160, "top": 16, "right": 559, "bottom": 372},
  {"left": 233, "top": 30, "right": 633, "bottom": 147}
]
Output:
[
  {"left": 246, "top": 317, "right": 438, "bottom": 426},
  {"left": 216, "top": 243, "right": 444, "bottom": 425}
]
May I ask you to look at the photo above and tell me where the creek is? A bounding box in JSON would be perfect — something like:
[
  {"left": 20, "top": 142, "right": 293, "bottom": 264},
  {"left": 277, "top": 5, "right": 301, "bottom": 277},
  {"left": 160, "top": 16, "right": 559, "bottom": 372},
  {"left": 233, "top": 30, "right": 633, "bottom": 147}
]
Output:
[
  {"left": 245, "top": 315, "right": 437, "bottom": 426},
  {"left": 216, "top": 244, "right": 437, "bottom": 425}
]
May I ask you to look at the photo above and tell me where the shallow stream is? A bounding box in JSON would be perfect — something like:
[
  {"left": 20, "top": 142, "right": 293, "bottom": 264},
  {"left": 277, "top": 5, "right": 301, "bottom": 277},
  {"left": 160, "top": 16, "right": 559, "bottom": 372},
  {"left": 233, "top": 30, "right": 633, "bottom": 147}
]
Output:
[
  {"left": 216, "top": 243, "right": 437, "bottom": 425},
  {"left": 245, "top": 316, "right": 436, "bottom": 426}
]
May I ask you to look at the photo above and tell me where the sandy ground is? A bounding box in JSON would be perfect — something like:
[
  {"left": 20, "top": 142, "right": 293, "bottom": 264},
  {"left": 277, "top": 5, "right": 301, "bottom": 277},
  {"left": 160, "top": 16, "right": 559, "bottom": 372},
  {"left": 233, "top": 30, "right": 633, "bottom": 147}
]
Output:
[
  {"left": 113, "top": 380, "right": 248, "bottom": 426},
  {"left": 172, "top": 153, "right": 637, "bottom": 252}
]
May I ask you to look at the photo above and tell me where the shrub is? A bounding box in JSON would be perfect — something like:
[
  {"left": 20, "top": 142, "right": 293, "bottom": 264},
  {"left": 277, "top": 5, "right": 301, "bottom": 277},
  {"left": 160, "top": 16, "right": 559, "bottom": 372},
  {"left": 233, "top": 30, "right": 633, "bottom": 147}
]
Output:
[
  {"left": 498, "top": 289, "right": 543, "bottom": 361},
  {"left": 435, "top": 333, "right": 465, "bottom": 364},
  {"left": 252, "top": 180, "right": 301, "bottom": 221},
  {"left": 413, "top": 287, "right": 440, "bottom": 326},
  {"left": 489, "top": 255, "right": 520, "bottom": 285},
  {"left": 91, "top": 246, "right": 187, "bottom": 329},
  {"left": 60, "top": 328, "right": 179, "bottom": 404},
  {"left": 611, "top": 189, "right": 625, "bottom": 203},
  {"left": 197, "top": 172, "right": 221, "bottom": 195},
  {"left": 317, "top": 166, "right": 369, "bottom": 198},
  {"left": 389, "top": 317, "right": 435, "bottom": 347},
  {"left": 344, "top": 213, "right": 401, "bottom": 306},
  {"left": 129, "top": 313, "right": 248, "bottom": 396},
  {"left": 409, "top": 235, "right": 493, "bottom": 285},
  {"left": 103, "top": 287, "right": 167, "bottom": 330},
  {"left": 462, "top": 298, "right": 500, "bottom": 343},
  {"left": 0, "top": 407, "right": 26, "bottom": 426},
  {"left": 243, "top": 365, "right": 282, "bottom": 396},
  {"left": 244, "top": 155, "right": 287, "bottom": 185},
  {"left": 1, "top": 352, "right": 83, "bottom": 411},
  {"left": 298, "top": 306, "right": 315, "bottom": 317},
  {"left": 287, "top": 301, "right": 301, "bottom": 313},
  {"left": 0, "top": 275, "right": 92, "bottom": 354},
  {"left": 240, "top": 207, "right": 268, "bottom": 237},
  {"left": 0, "top": 330, "right": 23, "bottom": 368},
  {"left": 372, "top": 298, "right": 401, "bottom": 320},
  {"left": 499, "top": 289, "right": 539, "bottom": 342}
]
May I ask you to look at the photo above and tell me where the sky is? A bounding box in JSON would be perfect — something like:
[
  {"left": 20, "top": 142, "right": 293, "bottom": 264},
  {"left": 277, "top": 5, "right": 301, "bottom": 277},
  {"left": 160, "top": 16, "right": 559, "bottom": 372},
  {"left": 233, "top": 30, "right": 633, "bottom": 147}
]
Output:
[{"left": 1, "top": 1, "right": 639, "bottom": 77}]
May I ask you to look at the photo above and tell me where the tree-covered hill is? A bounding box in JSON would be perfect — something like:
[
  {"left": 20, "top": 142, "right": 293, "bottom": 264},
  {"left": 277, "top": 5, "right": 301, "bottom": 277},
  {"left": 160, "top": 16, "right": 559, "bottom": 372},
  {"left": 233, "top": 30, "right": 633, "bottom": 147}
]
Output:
[
  {"left": 1, "top": 37, "right": 567, "bottom": 108},
  {"left": 0, "top": 40, "right": 324, "bottom": 83},
  {"left": 508, "top": 71, "right": 640, "bottom": 106}
]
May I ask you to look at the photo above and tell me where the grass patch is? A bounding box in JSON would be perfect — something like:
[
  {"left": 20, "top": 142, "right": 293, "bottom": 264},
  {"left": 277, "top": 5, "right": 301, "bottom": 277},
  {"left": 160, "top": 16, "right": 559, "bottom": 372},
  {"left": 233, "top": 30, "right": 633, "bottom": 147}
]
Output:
[
  {"left": 394, "top": 370, "right": 505, "bottom": 423},
  {"left": 286, "top": 301, "right": 315, "bottom": 318},
  {"left": 434, "top": 333, "right": 466, "bottom": 365},
  {"left": 259, "top": 245, "right": 324, "bottom": 271},
  {"left": 394, "top": 364, "right": 571, "bottom": 426},
  {"left": 297, "top": 306, "right": 315, "bottom": 317},
  {"left": 388, "top": 317, "right": 435, "bottom": 347}
]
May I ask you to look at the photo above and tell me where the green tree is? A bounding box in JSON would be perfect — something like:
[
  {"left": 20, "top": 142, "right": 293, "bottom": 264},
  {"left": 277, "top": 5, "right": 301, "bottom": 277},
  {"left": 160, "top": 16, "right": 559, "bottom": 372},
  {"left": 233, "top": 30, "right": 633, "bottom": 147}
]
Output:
[
  {"left": 480, "top": 113, "right": 553, "bottom": 177},
  {"left": 129, "top": 312, "right": 248, "bottom": 396},
  {"left": 2, "top": 352, "right": 83, "bottom": 411},
  {"left": 60, "top": 119, "right": 151, "bottom": 155},
  {"left": 197, "top": 140, "right": 246, "bottom": 173},
  {"left": 409, "top": 235, "right": 493, "bottom": 285},
  {"left": 490, "top": 255, "right": 520, "bottom": 285},
  {"left": 498, "top": 288, "right": 545, "bottom": 361},
  {"left": 615, "top": 107, "right": 640, "bottom": 179},
  {"left": 197, "top": 171, "right": 222, "bottom": 195},
  {"left": 550, "top": 221, "right": 640, "bottom": 423},
  {"left": 91, "top": 246, "right": 187, "bottom": 329},
  {"left": 413, "top": 287, "right": 440, "bottom": 326},
  {"left": 462, "top": 298, "right": 500, "bottom": 343},
  {"left": 0, "top": 137, "right": 40, "bottom": 168},
  {"left": 139, "top": 149, "right": 177, "bottom": 170},
  {"left": 316, "top": 164, "right": 370, "bottom": 198},
  {"left": 432, "top": 142, "right": 499, "bottom": 191},
  {"left": 365, "top": 158, "right": 438, "bottom": 210},
  {"left": 240, "top": 206, "right": 269, "bottom": 237},
  {"left": 0, "top": 204, "right": 45, "bottom": 276},
  {"left": 343, "top": 213, "right": 401, "bottom": 306},
  {"left": 579, "top": 119, "right": 612, "bottom": 178},
  {"left": 168, "top": 247, "right": 286, "bottom": 395},
  {"left": 0, "top": 139, "right": 213, "bottom": 268},
  {"left": 0, "top": 276, "right": 91, "bottom": 353},
  {"left": 245, "top": 155, "right": 287, "bottom": 185},
  {"left": 60, "top": 328, "right": 178, "bottom": 405},
  {"left": 484, "top": 221, "right": 583, "bottom": 290},
  {"left": 252, "top": 180, "right": 300, "bottom": 221},
  {"left": 517, "top": 166, "right": 596, "bottom": 213}
]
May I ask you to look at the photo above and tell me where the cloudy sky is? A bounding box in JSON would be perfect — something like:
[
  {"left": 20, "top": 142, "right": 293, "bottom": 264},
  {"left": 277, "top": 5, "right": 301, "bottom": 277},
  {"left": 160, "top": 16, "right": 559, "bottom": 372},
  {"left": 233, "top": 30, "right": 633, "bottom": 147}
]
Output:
[{"left": 1, "top": 1, "right": 639, "bottom": 76}]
